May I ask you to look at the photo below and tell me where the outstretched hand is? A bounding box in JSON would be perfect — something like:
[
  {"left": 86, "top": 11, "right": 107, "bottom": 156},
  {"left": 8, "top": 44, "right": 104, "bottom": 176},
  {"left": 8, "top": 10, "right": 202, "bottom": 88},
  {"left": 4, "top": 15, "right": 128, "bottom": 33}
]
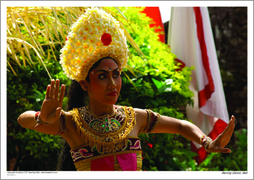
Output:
[
  {"left": 207, "top": 116, "right": 235, "bottom": 153},
  {"left": 40, "top": 79, "right": 65, "bottom": 124}
]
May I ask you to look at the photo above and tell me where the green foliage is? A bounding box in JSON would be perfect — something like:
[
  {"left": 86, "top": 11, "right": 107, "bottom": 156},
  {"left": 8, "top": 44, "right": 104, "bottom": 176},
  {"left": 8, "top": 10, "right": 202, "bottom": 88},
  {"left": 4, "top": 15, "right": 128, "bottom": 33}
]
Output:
[
  {"left": 139, "top": 133, "right": 199, "bottom": 171},
  {"left": 7, "top": 58, "right": 69, "bottom": 170}
]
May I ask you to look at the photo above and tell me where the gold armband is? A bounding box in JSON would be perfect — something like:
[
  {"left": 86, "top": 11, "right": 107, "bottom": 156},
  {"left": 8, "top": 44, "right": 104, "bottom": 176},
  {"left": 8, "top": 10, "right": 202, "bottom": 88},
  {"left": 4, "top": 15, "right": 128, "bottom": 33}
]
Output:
[{"left": 142, "top": 109, "right": 161, "bottom": 133}]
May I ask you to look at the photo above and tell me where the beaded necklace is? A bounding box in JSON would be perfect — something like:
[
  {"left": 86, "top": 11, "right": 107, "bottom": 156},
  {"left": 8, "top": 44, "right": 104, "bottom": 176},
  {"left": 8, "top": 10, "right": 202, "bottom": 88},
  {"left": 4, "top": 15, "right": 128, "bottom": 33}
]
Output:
[{"left": 82, "top": 106, "right": 124, "bottom": 134}]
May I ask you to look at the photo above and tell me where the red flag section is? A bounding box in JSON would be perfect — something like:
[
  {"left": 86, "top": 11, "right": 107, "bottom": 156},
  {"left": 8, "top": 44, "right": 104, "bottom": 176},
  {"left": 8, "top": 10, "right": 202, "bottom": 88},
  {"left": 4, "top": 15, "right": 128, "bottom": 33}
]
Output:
[
  {"left": 193, "top": 7, "right": 215, "bottom": 108},
  {"left": 141, "top": 7, "right": 165, "bottom": 43},
  {"left": 142, "top": 7, "right": 183, "bottom": 70},
  {"left": 142, "top": 6, "right": 229, "bottom": 164},
  {"left": 168, "top": 7, "right": 229, "bottom": 164}
]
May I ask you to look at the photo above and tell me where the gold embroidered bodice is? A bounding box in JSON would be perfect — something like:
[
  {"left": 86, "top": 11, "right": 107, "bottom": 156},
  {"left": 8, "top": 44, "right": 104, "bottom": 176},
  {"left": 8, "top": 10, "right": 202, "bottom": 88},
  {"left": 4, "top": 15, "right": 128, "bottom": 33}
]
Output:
[{"left": 69, "top": 105, "right": 136, "bottom": 154}]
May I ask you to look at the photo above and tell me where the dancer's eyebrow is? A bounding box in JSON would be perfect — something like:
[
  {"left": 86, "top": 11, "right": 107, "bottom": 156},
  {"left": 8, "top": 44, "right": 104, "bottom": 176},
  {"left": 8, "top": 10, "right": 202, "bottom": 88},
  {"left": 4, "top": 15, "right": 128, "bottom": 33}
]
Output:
[{"left": 94, "top": 68, "right": 119, "bottom": 74}]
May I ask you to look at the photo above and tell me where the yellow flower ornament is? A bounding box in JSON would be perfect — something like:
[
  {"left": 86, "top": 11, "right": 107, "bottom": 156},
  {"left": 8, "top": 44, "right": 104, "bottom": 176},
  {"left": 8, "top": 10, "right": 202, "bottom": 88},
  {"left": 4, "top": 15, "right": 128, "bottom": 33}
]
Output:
[{"left": 60, "top": 7, "right": 129, "bottom": 82}]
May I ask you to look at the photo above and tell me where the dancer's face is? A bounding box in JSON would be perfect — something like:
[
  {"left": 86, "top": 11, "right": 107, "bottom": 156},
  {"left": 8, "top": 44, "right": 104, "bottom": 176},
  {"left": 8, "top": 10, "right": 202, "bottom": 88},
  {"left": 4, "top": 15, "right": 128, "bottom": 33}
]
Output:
[{"left": 81, "top": 58, "right": 122, "bottom": 105}]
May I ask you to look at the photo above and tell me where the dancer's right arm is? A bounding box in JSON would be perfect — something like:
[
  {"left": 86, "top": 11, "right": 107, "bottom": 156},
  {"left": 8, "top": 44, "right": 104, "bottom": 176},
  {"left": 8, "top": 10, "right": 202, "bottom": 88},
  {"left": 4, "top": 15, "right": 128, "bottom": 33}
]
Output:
[{"left": 17, "top": 79, "right": 67, "bottom": 135}]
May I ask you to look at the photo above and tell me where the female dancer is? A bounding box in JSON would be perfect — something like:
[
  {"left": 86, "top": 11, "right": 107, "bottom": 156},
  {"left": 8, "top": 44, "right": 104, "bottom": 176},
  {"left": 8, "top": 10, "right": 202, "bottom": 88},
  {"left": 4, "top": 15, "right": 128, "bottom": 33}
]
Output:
[{"left": 17, "top": 7, "right": 235, "bottom": 171}]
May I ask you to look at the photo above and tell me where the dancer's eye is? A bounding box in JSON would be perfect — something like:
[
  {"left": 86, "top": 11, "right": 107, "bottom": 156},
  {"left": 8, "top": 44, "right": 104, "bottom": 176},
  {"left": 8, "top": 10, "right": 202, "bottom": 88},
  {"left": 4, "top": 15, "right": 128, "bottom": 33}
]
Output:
[
  {"left": 98, "top": 73, "right": 106, "bottom": 79},
  {"left": 113, "top": 71, "right": 120, "bottom": 78}
]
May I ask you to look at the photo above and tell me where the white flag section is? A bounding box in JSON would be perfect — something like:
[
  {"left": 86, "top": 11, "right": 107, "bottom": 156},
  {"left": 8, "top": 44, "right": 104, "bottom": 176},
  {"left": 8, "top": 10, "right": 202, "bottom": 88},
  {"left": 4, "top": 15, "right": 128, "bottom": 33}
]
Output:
[{"left": 168, "top": 7, "right": 229, "bottom": 163}]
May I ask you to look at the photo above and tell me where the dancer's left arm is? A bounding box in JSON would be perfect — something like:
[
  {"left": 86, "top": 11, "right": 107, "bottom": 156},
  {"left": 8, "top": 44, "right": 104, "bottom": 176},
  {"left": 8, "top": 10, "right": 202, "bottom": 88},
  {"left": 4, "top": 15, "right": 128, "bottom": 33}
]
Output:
[{"left": 136, "top": 109, "right": 235, "bottom": 153}]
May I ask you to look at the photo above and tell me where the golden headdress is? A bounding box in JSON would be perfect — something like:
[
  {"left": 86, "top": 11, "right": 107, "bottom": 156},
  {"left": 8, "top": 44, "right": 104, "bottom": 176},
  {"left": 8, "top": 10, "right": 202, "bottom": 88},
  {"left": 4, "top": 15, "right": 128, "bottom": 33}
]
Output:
[{"left": 60, "top": 7, "right": 129, "bottom": 82}]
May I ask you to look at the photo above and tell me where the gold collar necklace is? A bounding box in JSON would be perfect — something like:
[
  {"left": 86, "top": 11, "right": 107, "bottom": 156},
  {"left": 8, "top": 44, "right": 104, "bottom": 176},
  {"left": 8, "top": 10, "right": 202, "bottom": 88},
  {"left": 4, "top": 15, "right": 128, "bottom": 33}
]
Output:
[
  {"left": 83, "top": 106, "right": 120, "bottom": 133},
  {"left": 86, "top": 106, "right": 116, "bottom": 119}
]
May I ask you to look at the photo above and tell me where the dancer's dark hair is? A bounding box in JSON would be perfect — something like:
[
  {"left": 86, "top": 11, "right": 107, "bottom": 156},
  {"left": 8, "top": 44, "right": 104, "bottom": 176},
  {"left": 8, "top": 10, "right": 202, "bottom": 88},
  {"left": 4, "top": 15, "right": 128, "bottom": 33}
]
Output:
[{"left": 56, "top": 57, "right": 117, "bottom": 170}]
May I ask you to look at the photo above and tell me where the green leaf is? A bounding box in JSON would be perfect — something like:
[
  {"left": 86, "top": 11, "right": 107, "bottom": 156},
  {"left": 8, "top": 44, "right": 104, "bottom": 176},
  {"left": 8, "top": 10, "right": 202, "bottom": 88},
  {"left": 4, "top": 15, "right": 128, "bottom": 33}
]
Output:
[{"left": 152, "top": 78, "right": 163, "bottom": 89}]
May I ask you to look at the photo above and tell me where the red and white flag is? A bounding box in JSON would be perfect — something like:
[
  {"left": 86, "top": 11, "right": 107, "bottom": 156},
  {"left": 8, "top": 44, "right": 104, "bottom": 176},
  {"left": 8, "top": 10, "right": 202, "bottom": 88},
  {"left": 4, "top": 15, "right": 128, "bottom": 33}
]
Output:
[{"left": 167, "top": 7, "right": 229, "bottom": 164}]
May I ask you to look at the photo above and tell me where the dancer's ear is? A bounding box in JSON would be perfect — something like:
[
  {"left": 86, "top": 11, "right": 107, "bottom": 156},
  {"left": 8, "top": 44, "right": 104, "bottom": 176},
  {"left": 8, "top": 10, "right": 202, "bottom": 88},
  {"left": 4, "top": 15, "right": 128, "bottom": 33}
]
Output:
[{"left": 79, "top": 80, "right": 89, "bottom": 91}]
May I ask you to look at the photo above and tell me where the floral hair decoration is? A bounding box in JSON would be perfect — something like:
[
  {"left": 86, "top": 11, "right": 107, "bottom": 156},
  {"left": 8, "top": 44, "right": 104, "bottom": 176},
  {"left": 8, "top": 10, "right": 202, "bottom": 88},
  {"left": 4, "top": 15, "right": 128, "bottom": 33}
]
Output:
[{"left": 60, "top": 7, "right": 129, "bottom": 82}]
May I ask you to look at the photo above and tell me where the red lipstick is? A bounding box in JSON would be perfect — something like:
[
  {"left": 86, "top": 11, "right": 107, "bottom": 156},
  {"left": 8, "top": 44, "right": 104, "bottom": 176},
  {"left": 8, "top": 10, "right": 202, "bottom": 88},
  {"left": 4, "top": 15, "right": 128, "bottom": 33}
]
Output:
[{"left": 107, "top": 91, "right": 117, "bottom": 96}]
